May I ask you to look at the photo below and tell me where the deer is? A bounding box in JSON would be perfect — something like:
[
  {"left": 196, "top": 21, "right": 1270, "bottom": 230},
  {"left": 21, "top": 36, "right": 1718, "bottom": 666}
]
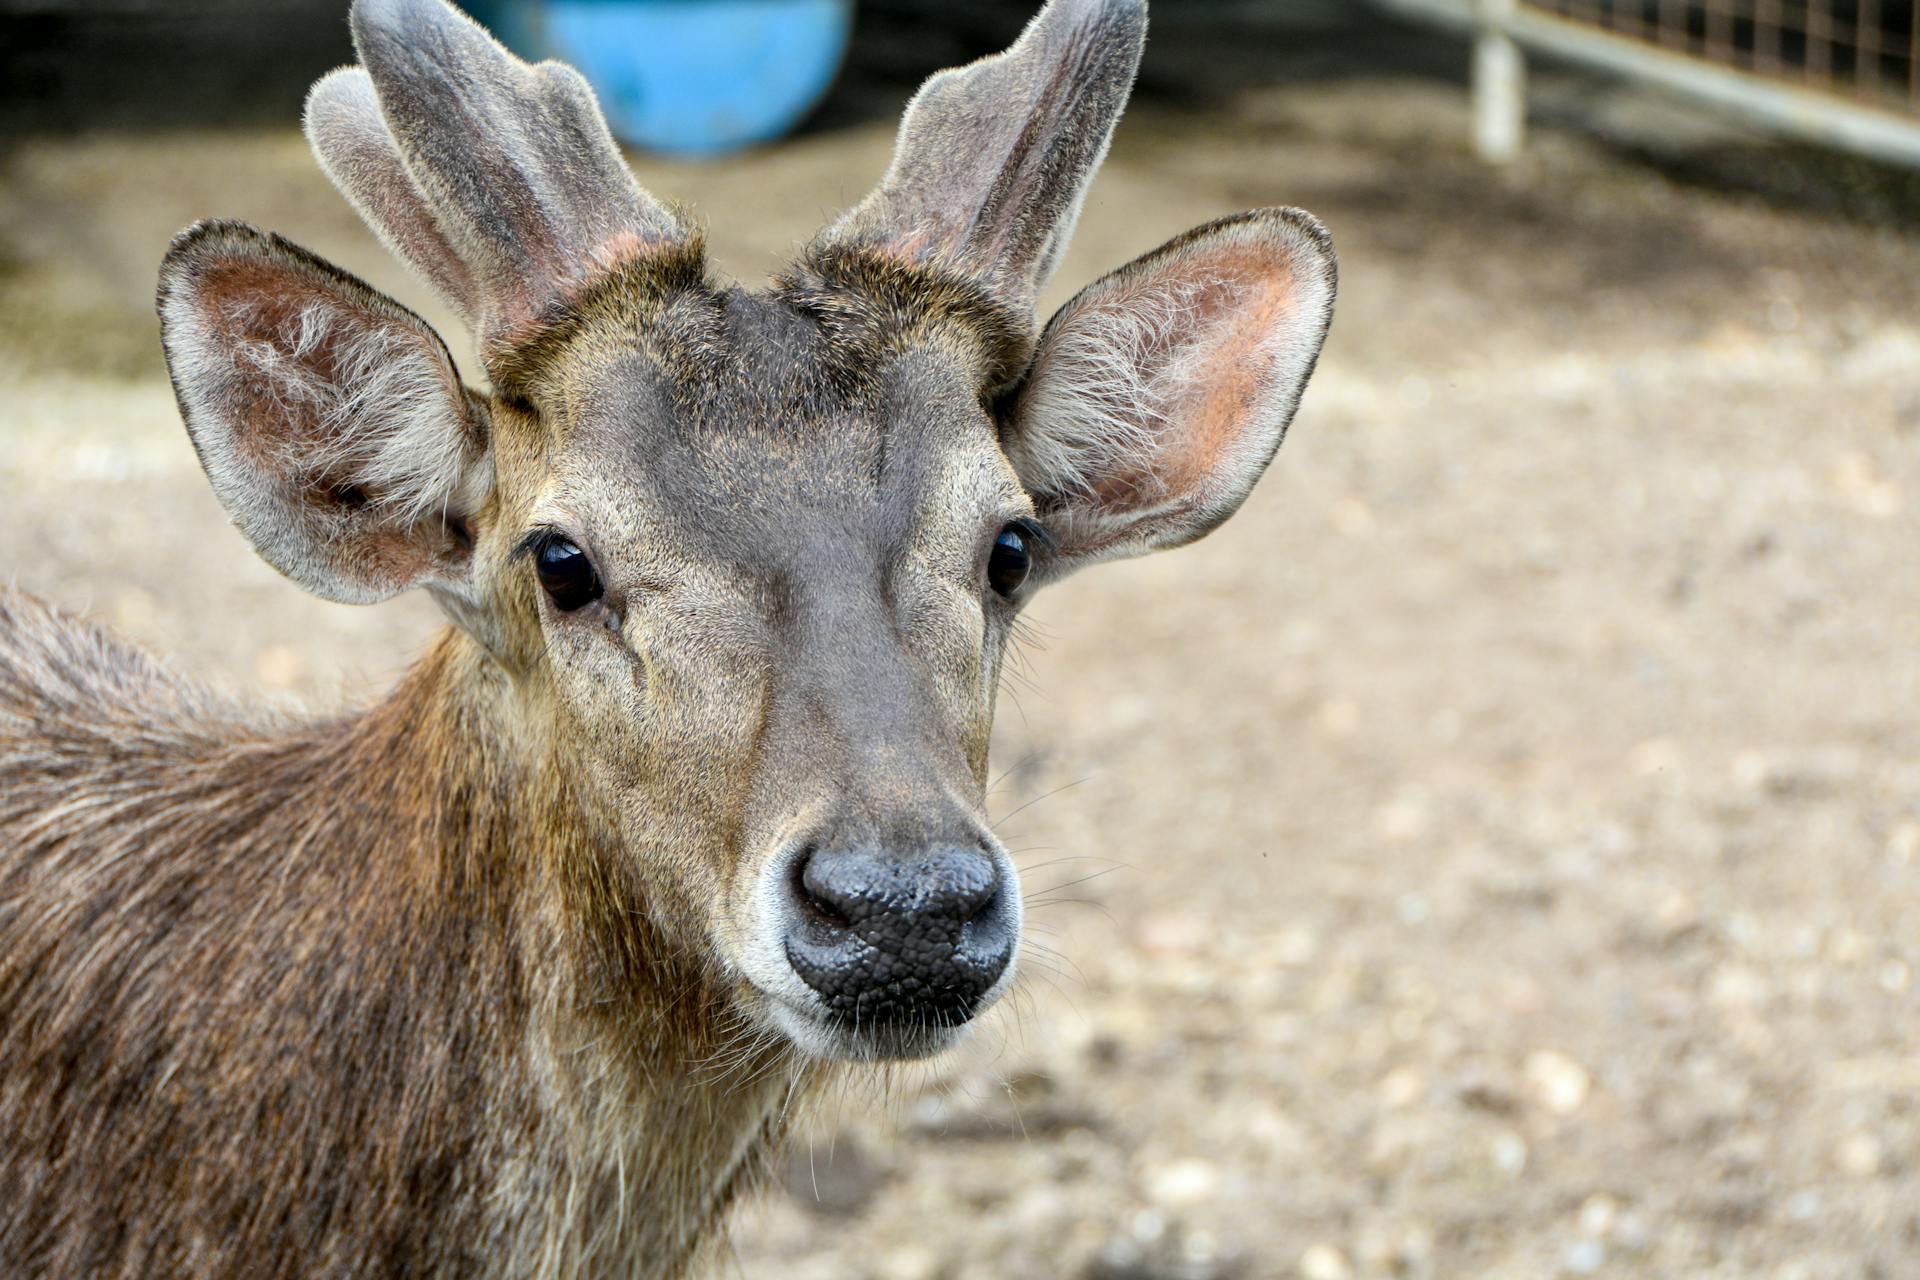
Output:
[{"left": 0, "top": 0, "right": 1333, "bottom": 1274}]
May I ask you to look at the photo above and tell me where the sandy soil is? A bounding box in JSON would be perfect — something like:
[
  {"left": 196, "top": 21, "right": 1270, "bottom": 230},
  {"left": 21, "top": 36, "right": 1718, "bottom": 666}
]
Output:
[{"left": 3, "top": 34, "right": 1918, "bottom": 1280}]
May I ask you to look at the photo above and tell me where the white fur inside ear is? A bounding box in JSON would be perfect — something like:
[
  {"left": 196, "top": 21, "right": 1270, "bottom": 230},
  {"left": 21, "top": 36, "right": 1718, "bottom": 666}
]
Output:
[
  {"left": 223, "top": 299, "right": 492, "bottom": 524},
  {"left": 1008, "top": 271, "right": 1212, "bottom": 510}
]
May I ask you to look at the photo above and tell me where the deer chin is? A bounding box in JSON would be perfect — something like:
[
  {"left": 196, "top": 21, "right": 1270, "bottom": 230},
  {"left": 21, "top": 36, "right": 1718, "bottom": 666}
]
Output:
[
  {"left": 727, "top": 947, "right": 1019, "bottom": 1063},
  {"left": 762, "top": 997, "right": 975, "bottom": 1063}
]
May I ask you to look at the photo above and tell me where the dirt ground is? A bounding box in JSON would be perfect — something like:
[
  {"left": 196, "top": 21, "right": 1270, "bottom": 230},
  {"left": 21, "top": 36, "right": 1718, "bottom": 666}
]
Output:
[{"left": 4, "top": 22, "right": 1919, "bottom": 1280}]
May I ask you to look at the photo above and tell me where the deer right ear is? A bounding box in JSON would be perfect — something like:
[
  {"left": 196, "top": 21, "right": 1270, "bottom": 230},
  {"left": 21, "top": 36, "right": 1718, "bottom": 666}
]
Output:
[
  {"left": 1001, "top": 208, "right": 1335, "bottom": 579},
  {"left": 158, "top": 220, "right": 492, "bottom": 606}
]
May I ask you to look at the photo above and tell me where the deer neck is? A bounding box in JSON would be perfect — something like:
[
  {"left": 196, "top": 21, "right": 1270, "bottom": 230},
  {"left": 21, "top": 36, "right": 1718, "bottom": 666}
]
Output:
[{"left": 340, "top": 626, "right": 815, "bottom": 1274}]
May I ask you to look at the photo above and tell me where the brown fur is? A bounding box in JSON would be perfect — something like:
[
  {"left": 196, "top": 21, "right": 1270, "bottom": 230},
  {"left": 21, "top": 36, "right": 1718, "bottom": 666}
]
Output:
[{"left": 0, "top": 589, "right": 810, "bottom": 1278}]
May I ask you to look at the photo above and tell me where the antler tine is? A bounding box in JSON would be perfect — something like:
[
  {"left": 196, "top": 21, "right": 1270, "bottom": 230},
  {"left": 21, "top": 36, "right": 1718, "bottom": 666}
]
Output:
[
  {"left": 308, "top": 0, "right": 692, "bottom": 363},
  {"left": 307, "top": 66, "right": 482, "bottom": 322}
]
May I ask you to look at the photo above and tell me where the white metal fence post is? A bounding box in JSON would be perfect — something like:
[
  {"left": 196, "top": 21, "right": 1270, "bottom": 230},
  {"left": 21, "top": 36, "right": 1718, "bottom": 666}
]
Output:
[
  {"left": 1473, "top": 0, "right": 1525, "bottom": 163},
  {"left": 1378, "top": 0, "right": 1920, "bottom": 170}
]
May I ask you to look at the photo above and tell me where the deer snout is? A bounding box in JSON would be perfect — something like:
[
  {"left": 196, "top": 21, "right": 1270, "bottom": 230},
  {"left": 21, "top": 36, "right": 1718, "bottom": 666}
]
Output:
[{"left": 782, "top": 844, "right": 1016, "bottom": 1028}]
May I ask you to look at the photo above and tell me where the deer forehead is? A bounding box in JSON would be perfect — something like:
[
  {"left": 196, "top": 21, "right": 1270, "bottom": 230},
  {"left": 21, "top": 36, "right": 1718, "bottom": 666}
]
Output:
[{"left": 496, "top": 285, "right": 1030, "bottom": 585}]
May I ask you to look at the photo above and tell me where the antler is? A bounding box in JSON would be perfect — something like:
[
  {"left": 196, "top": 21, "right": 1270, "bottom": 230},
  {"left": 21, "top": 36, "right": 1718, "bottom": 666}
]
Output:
[
  {"left": 807, "top": 0, "right": 1147, "bottom": 345},
  {"left": 304, "top": 0, "right": 691, "bottom": 365}
]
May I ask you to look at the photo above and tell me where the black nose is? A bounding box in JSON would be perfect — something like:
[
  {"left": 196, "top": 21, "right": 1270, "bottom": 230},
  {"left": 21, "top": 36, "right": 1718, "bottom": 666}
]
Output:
[{"left": 785, "top": 844, "right": 1016, "bottom": 1026}]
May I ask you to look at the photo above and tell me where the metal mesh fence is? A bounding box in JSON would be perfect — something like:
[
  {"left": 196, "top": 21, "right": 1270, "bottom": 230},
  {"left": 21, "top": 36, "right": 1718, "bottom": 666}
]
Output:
[{"left": 1521, "top": 1, "right": 1918, "bottom": 115}]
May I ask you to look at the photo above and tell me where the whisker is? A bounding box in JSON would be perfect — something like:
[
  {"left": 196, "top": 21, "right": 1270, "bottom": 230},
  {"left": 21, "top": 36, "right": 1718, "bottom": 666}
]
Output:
[
  {"left": 1014, "top": 852, "right": 1122, "bottom": 877},
  {"left": 1028, "top": 865, "right": 1127, "bottom": 898},
  {"left": 986, "top": 750, "right": 1043, "bottom": 797},
  {"left": 990, "top": 775, "right": 1092, "bottom": 830},
  {"left": 1023, "top": 896, "right": 1119, "bottom": 925}
]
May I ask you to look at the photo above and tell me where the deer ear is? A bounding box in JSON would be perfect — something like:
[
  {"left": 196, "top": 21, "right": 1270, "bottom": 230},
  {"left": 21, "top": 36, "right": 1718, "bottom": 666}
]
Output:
[
  {"left": 1002, "top": 208, "right": 1335, "bottom": 578},
  {"left": 157, "top": 220, "right": 492, "bottom": 605}
]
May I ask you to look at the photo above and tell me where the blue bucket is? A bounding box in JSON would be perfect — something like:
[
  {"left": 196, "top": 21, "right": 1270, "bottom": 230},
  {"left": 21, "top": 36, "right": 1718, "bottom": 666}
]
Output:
[{"left": 470, "top": 0, "right": 854, "bottom": 157}]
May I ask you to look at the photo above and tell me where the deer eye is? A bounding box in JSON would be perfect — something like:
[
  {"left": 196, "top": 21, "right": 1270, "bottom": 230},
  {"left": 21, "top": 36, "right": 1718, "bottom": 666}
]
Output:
[
  {"left": 987, "top": 524, "right": 1032, "bottom": 597},
  {"left": 534, "top": 535, "right": 603, "bottom": 612}
]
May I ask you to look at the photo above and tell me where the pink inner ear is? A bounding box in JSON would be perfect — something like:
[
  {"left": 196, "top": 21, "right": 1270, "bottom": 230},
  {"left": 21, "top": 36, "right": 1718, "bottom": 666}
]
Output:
[
  {"left": 1072, "top": 255, "right": 1301, "bottom": 516},
  {"left": 195, "top": 262, "right": 348, "bottom": 467},
  {"left": 1152, "top": 257, "right": 1302, "bottom": 509},
  {"left": 192, "top": 261, "right": 459, "bottom": 469}
]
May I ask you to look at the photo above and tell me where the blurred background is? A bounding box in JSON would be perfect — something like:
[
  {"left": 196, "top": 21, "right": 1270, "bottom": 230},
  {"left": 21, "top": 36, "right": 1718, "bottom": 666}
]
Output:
[{"left": 3, "top": 2, "right": 1918, "bottom": 1277}]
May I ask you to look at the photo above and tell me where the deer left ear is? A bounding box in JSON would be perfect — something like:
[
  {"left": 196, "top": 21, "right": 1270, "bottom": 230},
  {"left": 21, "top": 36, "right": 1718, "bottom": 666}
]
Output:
[
  {"left": 158, "top": 219, "right": 493, "bottom": 606},
  {"left": 1001, "top": 207, "right": 1335, "bottom": 579}
]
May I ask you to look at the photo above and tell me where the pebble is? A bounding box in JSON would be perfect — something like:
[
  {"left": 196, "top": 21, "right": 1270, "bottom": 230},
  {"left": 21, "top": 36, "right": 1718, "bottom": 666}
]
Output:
[
  {"left": 1145, "top": 1158, "right": 1220, "bottom": 1209},
  {"left": 1086, "top": 1236, "right": 1149, "bottom": 1280},
  {"left": 1628, "top": 738, "right": 1684, "bottom": 779},
  {"left": 1590, "top": 822, "right": 1634, "bottom": 858},
  {"left": 1330, "top": 495, "right": 1377, "bottom": 536},
  {"left": 1317, "top": 697, "right": 1360, "bottom": 738},
  {"left": 1879, "top": 959, "right": 1911, "bottom": 993},
  {"left": 1826, "top": 929, "right": 1872, "bottom": 965},
  {"left": 1747, "top": 746, "right": 1864, "bottom": 798},
  {"left": 1378, "top": 1067, "right": 1425, "bottom": 1109},
  {"left": 1834, "top": 1132, "right": 1884, "bottom": 1179},
  {"left": 1612, "top": 1210, "right": 1653, "bottom": 1255},
  {"left": 1491, "top": 1131, "right": 1530, "bottom": 1178},
  {"left": 1525, "top": 1050, "right": 1592, "bottom": 1115},
  {"left": 1561, "top": 1239, "right": 1606, "bottom": 1275},
  {"left": 1140, "top": 913, "right": 1207, "bottom": 956},
  {"left": 1358, "top": 1221, "right": 1434, "bottom": 1276},
  {"left": 1651, "top": 889, "right": 1701, "bottom": 943},
  {"left": 1271, "top": 926, "right": 1320, "bottom": 967},
  {"left": 1131, "top": 1208, "right": 1169, "bottom": 1245},
  {"left": 1578, "top": 1194, "right": 1618, "bottom": 1237},
  {"left": 1709, "top": 964, "right": 1767, "bottom": 1009},
  {"left": 1888, "top": 822, "right": 1920, "bottom": 864},
  {"left": 253, "top": 643, "right": 305, "bottom": 689},
  {"left": 1726, "top": 913, "right": 1762, "bottom": 948},
  {"left": 111, "top": 586, "right": 157, "bottom": 632},
  {"left": 881, "top": 1244, "right": 942, "bottom": 1280},
  {"left": 1299, "top": 1243, "right": 1354, "bottom": 1280},
  {"left": 1830, "top": 451, "right": 1901, "bottom": 518},
  {"left": 1244, "top": 1104, "right": 1312, "bottom": 1161},
  {"left": 1180, "top": 1229, "right": 1232, "bottom": 1272},
  {"left": 1374, "top": 791, "right": 1432, "bottom": 843},
  {"left": 1730, "top": 750, "right": 1771, "bottom": 791},
  {"left": 1455, "top": 1065, "right": 1520, "bottom": 1115}
]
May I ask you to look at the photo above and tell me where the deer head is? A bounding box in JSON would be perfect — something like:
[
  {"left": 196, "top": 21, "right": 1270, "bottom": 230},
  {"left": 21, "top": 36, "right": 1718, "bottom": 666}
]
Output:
[{"left": 155, "top": 0, "right": 1334, "bottom": 1062}]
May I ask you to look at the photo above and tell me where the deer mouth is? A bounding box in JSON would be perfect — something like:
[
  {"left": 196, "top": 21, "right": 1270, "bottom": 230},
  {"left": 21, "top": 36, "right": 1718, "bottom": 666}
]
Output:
[{"left": 757, "top": 990, "right": 986, "bottom": 1063}]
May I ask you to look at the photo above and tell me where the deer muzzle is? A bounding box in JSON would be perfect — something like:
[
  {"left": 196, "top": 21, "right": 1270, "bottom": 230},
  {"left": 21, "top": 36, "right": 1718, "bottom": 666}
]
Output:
[
  {"left": 784, "top": 843, "right": 1015, "bottom": 1027},
  {"left": 749, "top": 834, "right": 1020, "bottom": 1058}
]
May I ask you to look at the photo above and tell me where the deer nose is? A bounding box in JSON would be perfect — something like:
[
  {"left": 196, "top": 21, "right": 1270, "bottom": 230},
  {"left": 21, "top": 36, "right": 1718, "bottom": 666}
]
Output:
[{"left": 784, "top": 844, "right": 1015, "bottom": 1026}]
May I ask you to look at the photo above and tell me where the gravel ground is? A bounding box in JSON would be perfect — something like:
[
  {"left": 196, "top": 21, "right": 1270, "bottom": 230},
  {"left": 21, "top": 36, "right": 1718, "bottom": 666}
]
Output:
[{"left": 3, "top": 28, "right": 1918, "bottom": 1280}]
